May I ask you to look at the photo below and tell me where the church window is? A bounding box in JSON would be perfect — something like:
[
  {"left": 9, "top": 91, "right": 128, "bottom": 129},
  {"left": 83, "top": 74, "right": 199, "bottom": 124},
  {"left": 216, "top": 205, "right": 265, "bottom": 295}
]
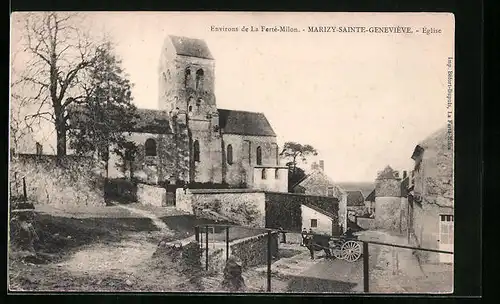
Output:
[
  {"left": 193, "top": 140, "right": 200, "bottom": 162},
  {"left": 256, "top": 146, "right": 262, "bottom": 165},
  {"left": 275, "top": 169, "right": 279, "bottom": 179},
  {"left": 185, "top": 68, "right": 191, "bottom": 88},
  {"left": 35, "top": 142, "right": 43, "bottom": 155},
  {"left": 227, "top": 144, "right": 233, "bottom": 165},
  {"left": 145, "top": 138, "right": 157, "bottom": 157},
  {"left": 196, "top": 98, "right": 203, "bottom": 107},
  {"left": 188, "top": 105, "right": 193, "bottom": 112},
  {"left": 196, "top": 69, "right": 204, "bottom": 90},
  {"left": 261, "top": 169, "right": 267, "bottom": 180}
]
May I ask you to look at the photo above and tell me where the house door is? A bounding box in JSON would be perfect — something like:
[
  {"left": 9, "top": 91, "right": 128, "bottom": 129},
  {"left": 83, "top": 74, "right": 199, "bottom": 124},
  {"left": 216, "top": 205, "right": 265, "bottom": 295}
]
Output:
[{"left": 438, "top": 214, "right": 454, "bottom": 263}]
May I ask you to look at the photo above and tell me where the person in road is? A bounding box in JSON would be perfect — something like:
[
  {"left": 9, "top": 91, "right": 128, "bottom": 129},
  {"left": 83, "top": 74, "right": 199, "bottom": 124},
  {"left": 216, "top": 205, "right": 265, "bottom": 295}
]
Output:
[{"left": 300, "top": 228, "right": 308, "bottom": 246}]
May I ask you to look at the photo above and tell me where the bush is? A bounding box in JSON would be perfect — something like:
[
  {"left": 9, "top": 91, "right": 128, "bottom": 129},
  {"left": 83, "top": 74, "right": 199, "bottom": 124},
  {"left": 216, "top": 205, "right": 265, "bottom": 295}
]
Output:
[{"left": 104, "top": 178, "right": 138, "bottom": 204}]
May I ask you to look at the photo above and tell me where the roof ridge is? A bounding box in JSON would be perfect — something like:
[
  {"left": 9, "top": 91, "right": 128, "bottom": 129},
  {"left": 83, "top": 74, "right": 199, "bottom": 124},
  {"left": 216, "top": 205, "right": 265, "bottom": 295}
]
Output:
[
  {"left": 218, "top": 108, "right": 264, "bottom": 115},
  {"left": 302, "top": 202, "right": 335, "bottom": 218}
]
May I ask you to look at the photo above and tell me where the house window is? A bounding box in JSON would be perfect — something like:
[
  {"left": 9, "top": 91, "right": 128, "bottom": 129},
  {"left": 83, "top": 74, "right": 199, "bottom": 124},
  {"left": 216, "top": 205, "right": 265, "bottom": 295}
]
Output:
[
  {"left": 261, "top": 169, "right": 267, "bottom": 180},
  {"left": 256, "top": 146, "right": 262, "bottom": 165},
  {"left": 185, "top": 68, "right": 191, "bottom": 88},
  {"left": 310, "top": 219, "right": 318, "bottom": 228},
  {"left": 145, "top": 139, "right": 157, "bottom": 156},
  {"left": 227, "top": 144, "right": 233, "bottom": 165},
  {"left": 35, "top": 142, "right": 43, "bottom": 155},
  {"left": 193, "top": 140, "right": 200, "bottom": 162},
  {"left": 275, "top": 169, "right": 279, "bottom": 179},
  {"left": 196, "top": 69, "right": 204, "bottom": 90},
  {"left": 327, "top": 186, "right": 334, "bottom": 197}
]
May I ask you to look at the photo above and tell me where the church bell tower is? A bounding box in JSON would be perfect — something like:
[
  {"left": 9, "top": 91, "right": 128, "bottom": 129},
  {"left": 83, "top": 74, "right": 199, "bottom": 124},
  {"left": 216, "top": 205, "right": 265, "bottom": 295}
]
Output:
[{"left": 158, "top": 35, "right": 223, "bottom": 184}]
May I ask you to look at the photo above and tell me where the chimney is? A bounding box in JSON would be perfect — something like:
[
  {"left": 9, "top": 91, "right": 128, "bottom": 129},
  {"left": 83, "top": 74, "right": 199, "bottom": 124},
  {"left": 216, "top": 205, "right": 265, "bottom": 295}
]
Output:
[
  {"left": 403, "top": 171, "right": 407, "bottom": 179},
  {"left": 319, "top": 160, "right": 324, "bottom": 171}
]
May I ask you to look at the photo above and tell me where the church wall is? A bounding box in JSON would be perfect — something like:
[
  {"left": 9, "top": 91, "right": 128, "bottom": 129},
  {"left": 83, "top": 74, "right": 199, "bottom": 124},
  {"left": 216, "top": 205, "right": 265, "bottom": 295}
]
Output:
[
  {"left": 107, "top": 132, "right": 186, "bottom": 184},
  {"left": 190, "top": 118, "right": 223, "bottom": 184},
  {"left": 222, "top": 134, "right": 279, "bottom": 188}
]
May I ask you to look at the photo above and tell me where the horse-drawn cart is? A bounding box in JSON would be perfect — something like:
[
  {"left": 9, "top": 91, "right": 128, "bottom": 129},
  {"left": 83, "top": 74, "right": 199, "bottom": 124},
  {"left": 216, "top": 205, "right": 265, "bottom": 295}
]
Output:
[
  {"left": 328, "top": 234, "right": 362, "bottom": 262},
  {"left": 305, "top": 231, "right": 363, "bottom": 262}
]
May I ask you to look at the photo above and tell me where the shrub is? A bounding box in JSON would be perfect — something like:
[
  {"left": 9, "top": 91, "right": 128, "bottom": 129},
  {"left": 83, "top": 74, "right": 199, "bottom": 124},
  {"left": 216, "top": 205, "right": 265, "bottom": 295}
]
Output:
[{"left": 104, "top": 178, "right": 138, "bottom": 203}]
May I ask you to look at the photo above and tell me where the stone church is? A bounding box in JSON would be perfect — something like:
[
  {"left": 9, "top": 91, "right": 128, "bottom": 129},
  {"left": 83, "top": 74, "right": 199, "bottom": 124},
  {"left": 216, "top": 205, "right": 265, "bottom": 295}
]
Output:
[{"left": 67, "top": 35, "right": 287, "bottom": 190}]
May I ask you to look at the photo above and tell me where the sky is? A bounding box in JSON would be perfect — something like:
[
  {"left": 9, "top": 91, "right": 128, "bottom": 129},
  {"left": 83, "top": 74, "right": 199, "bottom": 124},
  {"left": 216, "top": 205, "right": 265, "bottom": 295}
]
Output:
[{"left": 10, "top": 12, "right": 455, "bottom": 182}]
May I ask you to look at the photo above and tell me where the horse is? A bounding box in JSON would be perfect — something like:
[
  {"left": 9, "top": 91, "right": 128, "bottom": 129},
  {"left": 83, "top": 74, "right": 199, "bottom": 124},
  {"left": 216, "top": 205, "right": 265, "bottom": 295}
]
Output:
[{"left": 303, "top": 233, "right": 333, "bottom": 260}]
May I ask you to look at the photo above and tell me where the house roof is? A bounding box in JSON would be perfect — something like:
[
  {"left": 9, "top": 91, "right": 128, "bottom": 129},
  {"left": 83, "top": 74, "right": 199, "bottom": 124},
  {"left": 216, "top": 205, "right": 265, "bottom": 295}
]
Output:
[
  {"left": 302, "top": 203, "right": 336, "bottom": 219},
  {"left": 218, "top": 109, "right": 277, "bottom": 137},
  {"left": 66, "top": 104, "right": 172, "bottom": 134},
  {"left": 169, "top": 35, "right": 214, "bottom": 60},
  {"left": 290, "top": 173, "right": 311, "bottom": 190},
  {"left": 376, "top": 165, "right": 400, "bottom": 180},
  {"left": 346, "top": 190, "right": 365, "bottom": 206},
  {"left": 365, "top": 189, "right": 376, "bottom": 202},
  {"left": 336, "top": 182, "right": 375, "bottom": 198}
]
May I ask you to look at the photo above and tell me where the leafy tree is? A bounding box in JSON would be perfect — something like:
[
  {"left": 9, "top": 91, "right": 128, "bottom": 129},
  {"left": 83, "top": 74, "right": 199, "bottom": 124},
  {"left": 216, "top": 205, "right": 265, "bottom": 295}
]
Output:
[
  {"left": 13, "top": 12, "right": 105, "bottom": 159},
  {"left": 280, "top": 142, "right": 318, "bottom": 173},
  {"left": 68, "top": 42, "right": 138, "bottom": 179}
]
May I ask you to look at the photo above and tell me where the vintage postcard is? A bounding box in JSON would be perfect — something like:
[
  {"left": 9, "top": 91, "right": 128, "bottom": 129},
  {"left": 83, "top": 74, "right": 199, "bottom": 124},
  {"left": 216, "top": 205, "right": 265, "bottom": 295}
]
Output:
[{"left": 9, "top": 12, "right": 455, "bottom": 294}]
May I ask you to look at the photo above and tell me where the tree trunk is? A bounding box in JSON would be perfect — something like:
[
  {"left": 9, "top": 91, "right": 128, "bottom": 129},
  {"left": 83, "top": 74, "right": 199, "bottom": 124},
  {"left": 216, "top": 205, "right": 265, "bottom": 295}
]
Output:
[{"left": 55, "top": 117, "right": 67, "bottom": 160}]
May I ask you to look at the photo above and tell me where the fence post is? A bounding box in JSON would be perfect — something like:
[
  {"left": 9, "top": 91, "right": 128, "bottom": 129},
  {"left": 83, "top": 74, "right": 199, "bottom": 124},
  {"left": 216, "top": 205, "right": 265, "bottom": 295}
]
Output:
[
  {"left": 267, "top": 230, "right": 272, "bottom": 292},
  {"left": 363, "top": 242, "right": 369, "bottom": 293},
  {"left": 226, "top": 226, "right": 230, "bottom": 261},
  {"left": 23, "top": 177, "right": 27, "bottom": 202},
  {"left": 205, "top": 225, "right": 209, "bottom": 271},
  {"left": 195, "top": 226, "right": 200, "bottom": 242}
]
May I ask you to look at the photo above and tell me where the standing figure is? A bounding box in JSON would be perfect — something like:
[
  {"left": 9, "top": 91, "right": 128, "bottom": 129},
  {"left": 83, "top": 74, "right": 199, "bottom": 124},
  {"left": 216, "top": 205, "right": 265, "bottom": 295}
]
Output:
[{"left": 300, "top": 228, "right": 307, "bottom": 246}]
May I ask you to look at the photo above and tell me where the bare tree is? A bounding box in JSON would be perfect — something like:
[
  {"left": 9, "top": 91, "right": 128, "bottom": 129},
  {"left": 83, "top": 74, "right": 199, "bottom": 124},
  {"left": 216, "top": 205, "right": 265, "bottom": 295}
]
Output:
[{"left": 14, "top": 12, "right": 102, "bottom": 158}]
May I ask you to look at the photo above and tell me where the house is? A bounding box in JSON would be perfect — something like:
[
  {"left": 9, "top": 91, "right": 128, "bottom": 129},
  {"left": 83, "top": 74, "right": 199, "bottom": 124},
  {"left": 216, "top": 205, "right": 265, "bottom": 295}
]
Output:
[
  {"left": 301, "top": 203, "right": 337, "bottom": 236},
  {"left": 364, "top": 189, "right": 376, "bottom": 214},
  {"left": 290, "top": 160, "right": 348, "bottom": 233},
  {"left": 65, "top": 35, "right": 288, "bottom": 192},
  {"left": 407, "top": 126, "right": 454, "bottom": 264}
]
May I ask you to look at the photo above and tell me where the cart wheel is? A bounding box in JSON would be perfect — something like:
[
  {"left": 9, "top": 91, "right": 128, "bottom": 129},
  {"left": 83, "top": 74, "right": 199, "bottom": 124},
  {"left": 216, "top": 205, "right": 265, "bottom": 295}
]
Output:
[
  {"left": 333, "top": 249, "right": 344, "bottom": 260},
  {"left": 341, "top": 241, "right": 361, "bottom": 262}
]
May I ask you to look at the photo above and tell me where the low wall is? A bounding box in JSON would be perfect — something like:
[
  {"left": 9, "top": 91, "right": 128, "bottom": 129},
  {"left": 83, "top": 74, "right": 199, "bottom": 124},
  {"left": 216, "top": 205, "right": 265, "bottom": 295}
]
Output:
[
  {"left": 181, "top": 189, "right": 267, "bottom": 227},
  {"left": 205, "top": 231, "right": 279, "bottom": 273},
  {"left": 356, "top": 217, "right": 376, "bottom": 230},
  {"left": 137, "top": 184, "right": 166, "bottom": 207},
  {"left": 9, "top": 154, "right": 105, "bottom": 207}
]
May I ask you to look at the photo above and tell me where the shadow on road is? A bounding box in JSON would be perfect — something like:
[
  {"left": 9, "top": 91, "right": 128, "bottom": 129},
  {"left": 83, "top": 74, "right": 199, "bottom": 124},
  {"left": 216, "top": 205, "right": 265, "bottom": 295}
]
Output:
[{"left": 286, "top": 275, "right": 358, "bottom": 293}]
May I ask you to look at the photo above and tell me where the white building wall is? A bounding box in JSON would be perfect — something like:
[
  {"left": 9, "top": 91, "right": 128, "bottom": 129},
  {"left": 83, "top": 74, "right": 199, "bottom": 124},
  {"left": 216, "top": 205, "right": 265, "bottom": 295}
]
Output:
[
  {"left": 252, "top": 166, "right": 288, "bottom": 192},
  {"left": 301, "top": 204, "right": 333, "bottom": 236}
]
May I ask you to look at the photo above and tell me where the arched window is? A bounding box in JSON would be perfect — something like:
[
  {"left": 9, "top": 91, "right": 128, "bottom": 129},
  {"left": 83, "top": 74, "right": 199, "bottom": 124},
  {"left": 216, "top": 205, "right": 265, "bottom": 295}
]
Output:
[
  {"left": 196, "top": 69, "right": 204, "bottom": 90},
  {"left": 145, "top": 139, "right": 157, "bottom": 156},
  {"left": 193, "top": 140, "right": 200, "bottom": 162},
  {"left": 227, "top": 144, "right": 233, "bottom": 165},
  {"left": 275, "top": 169, "right": 279, "bottom": 179},
  {"left": 256, "top": 146, "right": 262, "bottom": 165},
  {"left": 261, "top": 169, "right": 267, "bottom": 180},
  {"left": 188, "top": 105, "right": 193, "bottom": 112},
  {"left": 185, "top": 68, "right": 191, "bottom": 88}
]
